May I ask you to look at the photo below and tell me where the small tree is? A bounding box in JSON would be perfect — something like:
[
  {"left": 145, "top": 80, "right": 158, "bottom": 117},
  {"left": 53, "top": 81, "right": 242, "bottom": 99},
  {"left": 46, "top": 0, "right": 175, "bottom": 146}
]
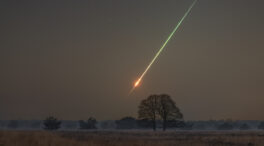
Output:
[
  {"left": 43, "top": 116, "right": 61, "bottom": 130},
  {"left": 79, "top": 117, "right": 97, "bottom": 129},
  {"left": 157, "top": 94, "right": 183, "bottom": 131},
  {"left": 138, "top": 95, "right": 158, "bottom": 131}
]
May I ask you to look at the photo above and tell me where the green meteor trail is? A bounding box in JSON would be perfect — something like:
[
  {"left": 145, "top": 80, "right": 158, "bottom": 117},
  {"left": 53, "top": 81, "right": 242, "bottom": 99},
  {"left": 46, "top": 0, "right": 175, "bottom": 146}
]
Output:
[{"left": 130, "top": 0, "right": 197, "bottom": 94}]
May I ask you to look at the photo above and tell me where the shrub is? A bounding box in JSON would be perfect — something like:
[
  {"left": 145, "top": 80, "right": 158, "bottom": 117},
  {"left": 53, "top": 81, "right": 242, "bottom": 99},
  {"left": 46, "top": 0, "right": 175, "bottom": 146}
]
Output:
[{"left": 43, "top": 116, "right": 61, "bottom": 130}]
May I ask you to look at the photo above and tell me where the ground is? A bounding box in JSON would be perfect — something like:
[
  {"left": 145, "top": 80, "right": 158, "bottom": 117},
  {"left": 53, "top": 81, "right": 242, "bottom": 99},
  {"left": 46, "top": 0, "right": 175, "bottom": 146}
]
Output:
[{"left": 0, "top": 130, "right": 263, "bottom": 146}]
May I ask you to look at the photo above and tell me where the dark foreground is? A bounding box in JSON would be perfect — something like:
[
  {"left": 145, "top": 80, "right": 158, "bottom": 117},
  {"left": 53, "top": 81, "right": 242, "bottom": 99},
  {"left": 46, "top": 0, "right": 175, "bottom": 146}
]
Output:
[{"left": 0, "top": 130, "right": 264, "bottom": 146}]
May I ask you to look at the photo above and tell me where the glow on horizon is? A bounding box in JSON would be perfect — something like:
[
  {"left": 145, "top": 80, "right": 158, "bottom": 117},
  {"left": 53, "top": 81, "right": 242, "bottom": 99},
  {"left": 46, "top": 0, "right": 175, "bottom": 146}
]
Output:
[{"left": 130, "top": 0, "right": 197, "bottom": 94}]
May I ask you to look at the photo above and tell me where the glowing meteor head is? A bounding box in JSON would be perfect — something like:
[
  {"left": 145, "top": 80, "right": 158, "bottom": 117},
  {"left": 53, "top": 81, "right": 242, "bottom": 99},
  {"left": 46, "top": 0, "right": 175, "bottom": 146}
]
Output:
[{"left": 134, "top": 79, "right": 141, "bottom": 87}]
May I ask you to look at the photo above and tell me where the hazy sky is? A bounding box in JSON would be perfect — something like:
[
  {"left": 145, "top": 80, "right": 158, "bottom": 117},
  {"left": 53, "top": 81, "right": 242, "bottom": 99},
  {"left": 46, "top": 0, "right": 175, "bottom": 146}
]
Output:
[{"left": 0, "top": 0, "right": 264, "bottom": 120}]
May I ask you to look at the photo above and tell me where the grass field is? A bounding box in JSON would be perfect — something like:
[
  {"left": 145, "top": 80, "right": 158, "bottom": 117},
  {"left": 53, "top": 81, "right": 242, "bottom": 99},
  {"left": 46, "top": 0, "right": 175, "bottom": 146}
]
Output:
[{"left": 0, "top": 130, "right": 264, "bottom": 146}]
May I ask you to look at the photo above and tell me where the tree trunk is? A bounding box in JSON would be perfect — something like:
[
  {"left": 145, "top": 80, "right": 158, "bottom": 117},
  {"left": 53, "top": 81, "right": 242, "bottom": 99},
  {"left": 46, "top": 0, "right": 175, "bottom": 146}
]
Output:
[{"left": 153, "top": 96, "right": 157, "bottom": 131}]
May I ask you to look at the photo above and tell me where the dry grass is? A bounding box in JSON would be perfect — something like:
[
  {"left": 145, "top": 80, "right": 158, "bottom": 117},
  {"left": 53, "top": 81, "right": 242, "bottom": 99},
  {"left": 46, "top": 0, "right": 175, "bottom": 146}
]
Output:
[{"left": 0, "top": 130, "right": 264, "bottom": 146}]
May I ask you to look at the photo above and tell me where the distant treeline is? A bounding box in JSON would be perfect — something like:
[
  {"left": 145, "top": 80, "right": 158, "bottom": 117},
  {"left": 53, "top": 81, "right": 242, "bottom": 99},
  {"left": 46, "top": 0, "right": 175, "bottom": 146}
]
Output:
[
  {"left": 1, "top": 94, "right": 264, "bottom": 131},
  {"left": 1, "top": 119, "right": 264, "bottom": 131}
]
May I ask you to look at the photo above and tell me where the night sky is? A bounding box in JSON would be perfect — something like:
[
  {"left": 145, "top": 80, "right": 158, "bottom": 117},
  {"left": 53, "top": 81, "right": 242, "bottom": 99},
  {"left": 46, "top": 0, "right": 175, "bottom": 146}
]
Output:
[{"left": 0, "top": 0, "right": 264, "bottom": 120}]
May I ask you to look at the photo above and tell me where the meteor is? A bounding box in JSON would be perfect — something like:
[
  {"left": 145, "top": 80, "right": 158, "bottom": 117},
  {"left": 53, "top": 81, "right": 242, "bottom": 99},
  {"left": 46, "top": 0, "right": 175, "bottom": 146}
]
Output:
[{"left": 130, "top": 0, "right": 197, "bottom": 94}]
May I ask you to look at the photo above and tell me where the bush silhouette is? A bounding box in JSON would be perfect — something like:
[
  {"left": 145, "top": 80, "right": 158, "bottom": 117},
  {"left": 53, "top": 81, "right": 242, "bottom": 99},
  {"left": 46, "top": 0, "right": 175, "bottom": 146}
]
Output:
[{"left": 43, "top": 116, "right": 61, "bottom": 130}]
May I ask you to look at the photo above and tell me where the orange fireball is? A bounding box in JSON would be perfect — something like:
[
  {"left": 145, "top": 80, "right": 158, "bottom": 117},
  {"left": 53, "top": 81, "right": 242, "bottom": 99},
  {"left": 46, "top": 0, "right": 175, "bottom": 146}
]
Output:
[{"left": 134, "top": 79, "right": 141, "bottom": 87}]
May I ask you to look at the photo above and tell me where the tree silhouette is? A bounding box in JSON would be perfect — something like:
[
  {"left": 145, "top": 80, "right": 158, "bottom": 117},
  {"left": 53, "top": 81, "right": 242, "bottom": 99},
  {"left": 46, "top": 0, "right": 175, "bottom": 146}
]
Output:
[
  {"left": 157, "top": 94, "right": 183, "bottom": 131},
  {"left": 138, "top": 95, "right": 158, "bottom": 131},
  {"left": 138, "top": 94, "right": 183, "bottom": 131},
  {"left": 43, "top": 116, "right": 61, "bottom": 130},
  {"left": 79, "top": 117, "right": 97, "bottom": 129}
]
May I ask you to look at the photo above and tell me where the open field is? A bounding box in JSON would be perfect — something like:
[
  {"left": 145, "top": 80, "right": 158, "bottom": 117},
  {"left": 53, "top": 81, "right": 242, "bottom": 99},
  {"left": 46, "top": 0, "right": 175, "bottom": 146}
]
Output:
[{"left": 0, "top": 130, "right": 264, "bottom": 146}]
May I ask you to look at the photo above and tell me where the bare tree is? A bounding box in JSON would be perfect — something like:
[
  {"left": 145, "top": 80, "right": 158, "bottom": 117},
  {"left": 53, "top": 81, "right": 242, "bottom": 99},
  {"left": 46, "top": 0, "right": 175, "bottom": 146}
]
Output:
[
  {"left": 138, "top": 94, "right": 183, "bottom": 131},
  {"left": 138, "top": 95, "right": 158, "bottom": 131},
  {"left": 157, "top": 94, "right": 183, "bottom": 131}
]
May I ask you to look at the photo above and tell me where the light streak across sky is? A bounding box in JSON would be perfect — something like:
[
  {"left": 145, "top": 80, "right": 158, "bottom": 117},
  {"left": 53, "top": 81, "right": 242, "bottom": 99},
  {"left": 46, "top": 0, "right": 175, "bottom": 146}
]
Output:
[{"left": 129, "top": 0, "right": 197, "bottom": 94}]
